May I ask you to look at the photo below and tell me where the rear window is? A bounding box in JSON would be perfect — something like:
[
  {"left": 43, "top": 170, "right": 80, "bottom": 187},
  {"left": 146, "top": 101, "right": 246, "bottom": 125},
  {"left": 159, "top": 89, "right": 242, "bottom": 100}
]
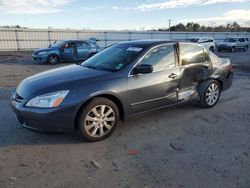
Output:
[{"left": 180, "top": 43, "right": 210, "bottom": 65}]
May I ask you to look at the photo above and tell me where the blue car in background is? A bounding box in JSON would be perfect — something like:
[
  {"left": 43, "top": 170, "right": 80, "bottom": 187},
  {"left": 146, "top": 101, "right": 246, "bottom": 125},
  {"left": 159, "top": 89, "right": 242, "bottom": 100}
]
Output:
[{"left": 32, "top": 38, "right": 101, "bottom": 64}]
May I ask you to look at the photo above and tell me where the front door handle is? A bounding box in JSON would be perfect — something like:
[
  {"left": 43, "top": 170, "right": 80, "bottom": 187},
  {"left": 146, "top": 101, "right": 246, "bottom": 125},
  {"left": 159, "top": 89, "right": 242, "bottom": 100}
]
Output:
[{"left": 168, "top": 73, "right": 177, "bottom": 79}]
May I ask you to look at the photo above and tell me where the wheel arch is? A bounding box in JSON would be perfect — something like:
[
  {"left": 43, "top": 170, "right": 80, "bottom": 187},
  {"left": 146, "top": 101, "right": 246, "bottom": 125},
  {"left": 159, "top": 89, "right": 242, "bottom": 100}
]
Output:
[
  {"left": 74, "top": 94, "right": 125, "bottom": 130},
  {"left": 198, "top": 78, "right": 223, "bottom": 91},
  {"left": 215, "top": 79, "right": 223, "bottom": 90}
]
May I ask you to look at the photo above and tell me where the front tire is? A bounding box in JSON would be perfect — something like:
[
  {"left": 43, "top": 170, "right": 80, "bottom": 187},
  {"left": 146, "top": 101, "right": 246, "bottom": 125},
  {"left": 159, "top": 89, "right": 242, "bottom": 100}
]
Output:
[
  {"left": 47, "top": 54, "right": 59, "bottom": 65},
  {"left": 77, "top": 97, "right": 119, "bottom": 141},
  {"left": 198, "top": 80, "right": 221, "bottom": 108}
]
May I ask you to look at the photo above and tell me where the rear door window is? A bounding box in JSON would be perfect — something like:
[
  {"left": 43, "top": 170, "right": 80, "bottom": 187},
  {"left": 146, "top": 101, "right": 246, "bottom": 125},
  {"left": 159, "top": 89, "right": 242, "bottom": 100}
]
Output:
[{"left": 180, "top": 43, "right": 210, "bottom": 65}]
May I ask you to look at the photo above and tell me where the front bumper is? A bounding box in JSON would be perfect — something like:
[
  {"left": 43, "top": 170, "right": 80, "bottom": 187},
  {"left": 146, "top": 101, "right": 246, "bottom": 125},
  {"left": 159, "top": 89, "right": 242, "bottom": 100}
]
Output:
[
  {"left": 32, "top": 54, "right": 47, "bottom": 63},
  {"left": 10, "top": 94, "right": 77, "bottom": 133}
]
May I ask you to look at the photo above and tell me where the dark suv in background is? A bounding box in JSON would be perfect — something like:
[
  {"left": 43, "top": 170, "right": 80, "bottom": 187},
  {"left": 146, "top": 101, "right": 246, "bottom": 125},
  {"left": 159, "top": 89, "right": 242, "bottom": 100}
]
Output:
[{"left": 32, "top": 38, "right": 101, "bottom": 64}]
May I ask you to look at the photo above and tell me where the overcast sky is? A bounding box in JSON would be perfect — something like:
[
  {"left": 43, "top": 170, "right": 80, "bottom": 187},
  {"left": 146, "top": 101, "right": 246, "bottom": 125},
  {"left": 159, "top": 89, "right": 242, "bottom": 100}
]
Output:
[{"left": 0, "top": 0, "right": 250, "bottom": 30}]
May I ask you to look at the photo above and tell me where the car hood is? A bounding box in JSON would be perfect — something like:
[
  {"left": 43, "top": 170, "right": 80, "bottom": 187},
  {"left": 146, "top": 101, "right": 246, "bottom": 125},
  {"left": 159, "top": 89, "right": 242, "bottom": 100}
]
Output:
[
  {"left": 16, "top": 64, "right": 110, "bottom": 99},
  {"left": 34, "top": 47, "right": 56, "bottom": 53}
]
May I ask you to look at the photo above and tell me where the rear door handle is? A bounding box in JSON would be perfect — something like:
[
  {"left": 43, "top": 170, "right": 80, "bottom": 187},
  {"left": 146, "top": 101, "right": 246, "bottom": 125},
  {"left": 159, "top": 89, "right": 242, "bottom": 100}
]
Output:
[{"left": 168, "top": 73, "right": 177, "bottom": 79}]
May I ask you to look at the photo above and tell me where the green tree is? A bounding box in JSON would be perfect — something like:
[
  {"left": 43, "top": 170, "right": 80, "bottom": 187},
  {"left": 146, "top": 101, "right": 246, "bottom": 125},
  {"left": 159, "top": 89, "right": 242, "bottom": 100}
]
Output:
[
  {"left": 175, "top": 23, "right": 186, "bottom": 31},
  {"left": 193, "top": 23, "right": 200, "bottom": 32}
]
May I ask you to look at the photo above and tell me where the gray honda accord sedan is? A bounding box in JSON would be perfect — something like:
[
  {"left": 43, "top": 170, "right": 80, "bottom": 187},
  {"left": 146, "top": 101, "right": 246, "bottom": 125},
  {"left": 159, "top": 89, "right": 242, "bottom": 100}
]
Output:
[{"left": 11, "top": 40, "right": 233, "bottom": 141}]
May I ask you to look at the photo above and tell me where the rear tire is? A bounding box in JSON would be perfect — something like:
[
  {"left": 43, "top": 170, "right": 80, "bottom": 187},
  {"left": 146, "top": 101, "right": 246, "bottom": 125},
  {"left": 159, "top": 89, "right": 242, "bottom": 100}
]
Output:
[
  {"left": 198, "top": 80, "right": 221, "bottom": 108},
  {"left": 47, "top": 54, "right": 59, "bottom": 65},
  {"left": 77, "top": 97, "right": 119, "bottom": 142}
]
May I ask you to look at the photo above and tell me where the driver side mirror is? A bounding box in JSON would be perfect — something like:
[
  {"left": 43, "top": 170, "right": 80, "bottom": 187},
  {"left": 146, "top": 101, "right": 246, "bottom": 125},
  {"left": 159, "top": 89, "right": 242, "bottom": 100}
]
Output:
[{"left": 132, "top": 64, "right": 153, "bottom": 75}]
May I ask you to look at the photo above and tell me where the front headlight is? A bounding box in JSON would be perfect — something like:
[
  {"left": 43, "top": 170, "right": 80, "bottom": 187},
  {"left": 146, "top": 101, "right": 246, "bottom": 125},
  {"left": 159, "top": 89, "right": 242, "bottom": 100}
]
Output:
[
  {"left": 38, "top": 51, "right": 48, "bottom": 55},
  {"left": 26, "top": 90, "right": 69, "bottom": 108}
]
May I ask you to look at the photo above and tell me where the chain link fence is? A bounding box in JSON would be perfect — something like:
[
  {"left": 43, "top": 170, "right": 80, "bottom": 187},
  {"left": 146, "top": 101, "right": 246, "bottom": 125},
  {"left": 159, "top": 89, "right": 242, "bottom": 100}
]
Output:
[{"left": 0, "top": 28, "right": 249, "bottom": 51}]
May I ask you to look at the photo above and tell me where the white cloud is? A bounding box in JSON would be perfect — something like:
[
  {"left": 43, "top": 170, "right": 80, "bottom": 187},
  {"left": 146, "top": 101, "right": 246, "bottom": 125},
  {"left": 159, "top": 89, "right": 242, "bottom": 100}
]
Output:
[
  {"left": 0, "top": 0, "right": 72, "bottom": 14},
  {"left": 135, "top": 0, "right": 200, "bottom": 11},
  {"left": 180, "top": 9, "right": 250, "bottom": 26},
  {"left": 135, "top": 0, "right": 250, "bottom": 11},
  {"left": 81, "top": 5, "right": 131, "bottom": 11},
  {"left": 82, "top": 6, "right": 106, "bottom": 11},
  {"left": 111, "top": 6, "right": 119, "bottom": 10},
  {"left": 203, "top": 0, "right": 249, "bottom": 5}
]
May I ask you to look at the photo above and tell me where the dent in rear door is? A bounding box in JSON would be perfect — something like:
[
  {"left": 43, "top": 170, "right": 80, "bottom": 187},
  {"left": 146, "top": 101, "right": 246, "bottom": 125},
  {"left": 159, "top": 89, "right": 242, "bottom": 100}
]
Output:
[{"left": 178, "top": 43, "right": 213, "bottom": 101}]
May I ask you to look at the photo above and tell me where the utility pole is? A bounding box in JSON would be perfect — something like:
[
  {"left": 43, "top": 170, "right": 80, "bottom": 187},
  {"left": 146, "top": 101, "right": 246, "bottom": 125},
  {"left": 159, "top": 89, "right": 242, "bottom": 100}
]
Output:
[{"left": 169, "top": 19, "right": 171, "bottom": 39}]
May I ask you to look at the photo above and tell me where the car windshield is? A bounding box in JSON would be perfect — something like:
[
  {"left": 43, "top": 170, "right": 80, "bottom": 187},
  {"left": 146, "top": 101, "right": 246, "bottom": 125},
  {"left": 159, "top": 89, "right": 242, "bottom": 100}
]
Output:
[
  {"left": 50, "top": 41, "right": 65, "bottom": 47},
  {"left": 81, "top": 44, "right": 144, "bottom": 72},
  {"left": 224, "top": 38, "right": 237, "bottom": 43},
  {"left": 186, "top": 38, "right": 199, "bottom": 43}
]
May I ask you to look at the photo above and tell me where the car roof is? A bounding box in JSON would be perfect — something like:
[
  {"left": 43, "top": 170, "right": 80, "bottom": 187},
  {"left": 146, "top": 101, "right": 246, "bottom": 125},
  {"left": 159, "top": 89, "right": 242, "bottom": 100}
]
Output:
[
  {"left": 61, "top": 40, "right": 88, "bottom": 43},
  {"left": 118, "top": 40, "right": 177, "bottom": 47},
  {"left": 188, "top": 37, "right": 213, "bottom": 39}
]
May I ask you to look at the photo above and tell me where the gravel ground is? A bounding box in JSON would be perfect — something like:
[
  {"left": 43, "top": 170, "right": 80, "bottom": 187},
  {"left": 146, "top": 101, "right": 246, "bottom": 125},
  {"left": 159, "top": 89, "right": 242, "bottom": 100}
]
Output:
[{"left": 0, "top": 50, "right": 249, "bottom": 188}]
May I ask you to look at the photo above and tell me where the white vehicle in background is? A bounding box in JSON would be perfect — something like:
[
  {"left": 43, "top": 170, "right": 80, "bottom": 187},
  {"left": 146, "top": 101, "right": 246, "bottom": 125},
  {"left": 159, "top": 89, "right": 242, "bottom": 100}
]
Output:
[
  {"left": 186, "top": 37, "right": 216, "bottom": 52},
  {"left": 217, "top": 37, "right": 249, "bottom": 52}
]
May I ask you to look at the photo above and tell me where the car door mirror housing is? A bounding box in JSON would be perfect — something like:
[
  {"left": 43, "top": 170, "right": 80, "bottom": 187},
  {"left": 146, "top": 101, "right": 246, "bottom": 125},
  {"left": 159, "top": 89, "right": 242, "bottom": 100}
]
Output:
[{"left": 133, "top": 64, "right": 153, "bottom": 75}]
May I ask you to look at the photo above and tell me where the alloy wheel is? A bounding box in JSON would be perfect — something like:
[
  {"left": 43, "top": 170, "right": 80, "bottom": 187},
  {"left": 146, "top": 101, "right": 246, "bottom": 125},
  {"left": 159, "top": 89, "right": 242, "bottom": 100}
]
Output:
[
  {"left": 84, "top": 105, "right": 115, "bottom": 138},
  {"left": 205, "top": 83, "right": 219, "bottom": 106},
  {"left": 49, "top": 56, "right": 58, "bottom": 64}
]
